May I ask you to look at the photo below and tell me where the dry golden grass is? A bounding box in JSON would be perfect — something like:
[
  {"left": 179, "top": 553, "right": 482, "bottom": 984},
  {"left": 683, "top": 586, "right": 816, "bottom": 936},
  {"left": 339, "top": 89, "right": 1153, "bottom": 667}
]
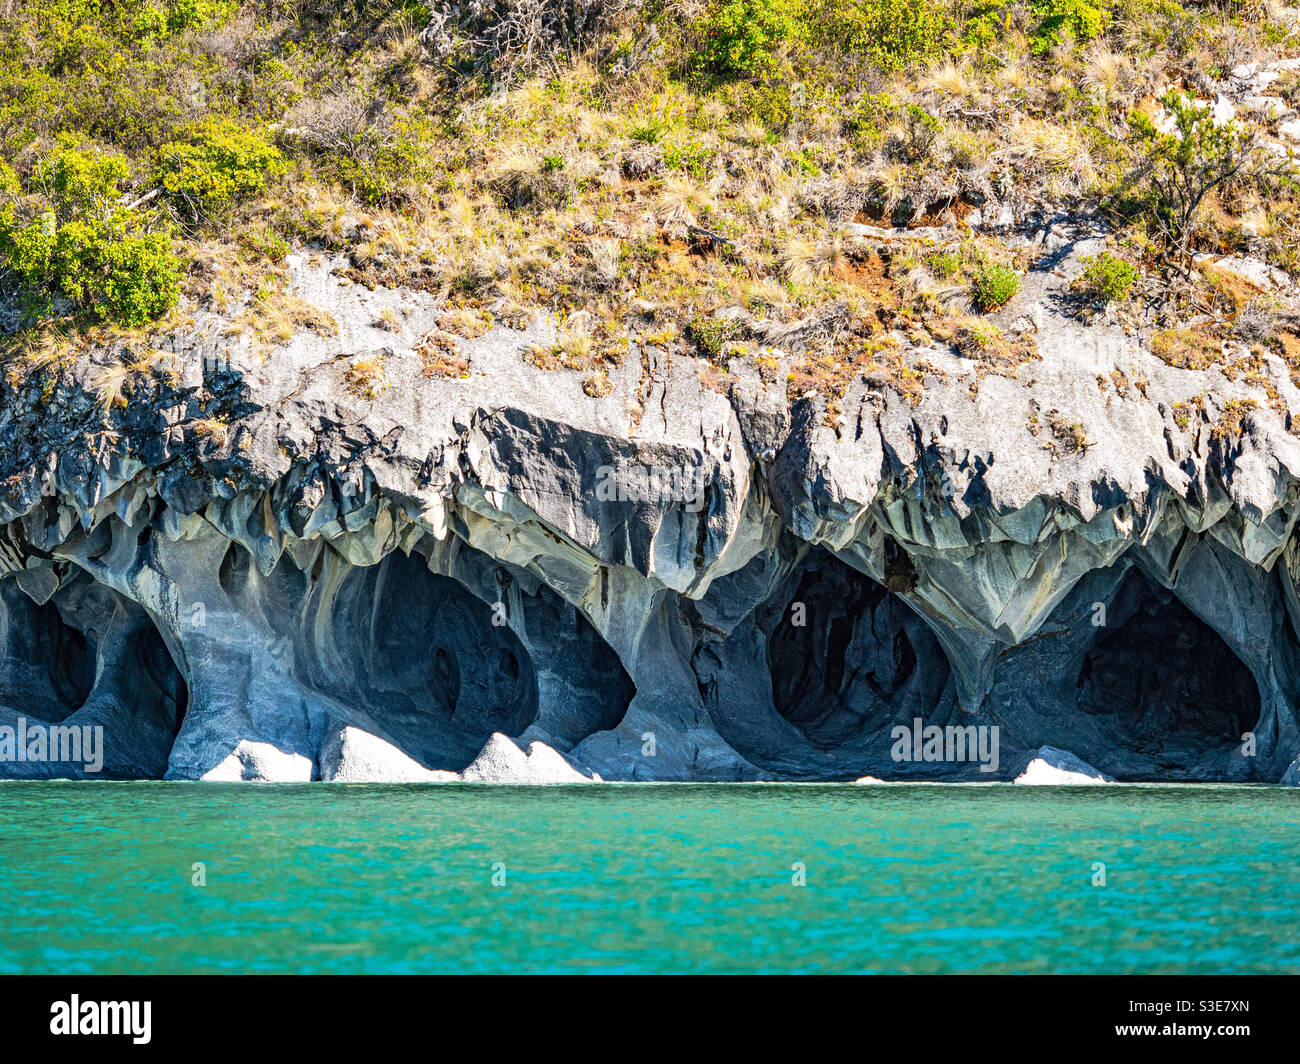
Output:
[
  {"left": 782, "top": 237, "right": 848, "bottom": 287},
  {"left": 438, "top": 306, "right": 494, "bottom": 338},
  {"left": 923, "top": 61, "right": 976, "bottom": 98},
  {"left": 1152, "top": 328, "right": 1225, "bottom": 370},
  {"left": 344, "top": 355, "right": 388, "bottom": 400}
]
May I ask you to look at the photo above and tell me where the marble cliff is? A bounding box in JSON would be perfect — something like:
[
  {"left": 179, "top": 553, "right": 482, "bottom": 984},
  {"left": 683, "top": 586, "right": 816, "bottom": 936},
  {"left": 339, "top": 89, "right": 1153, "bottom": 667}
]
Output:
[{"left": 3, "top": 219, "right": 1300, "bottom": 785}]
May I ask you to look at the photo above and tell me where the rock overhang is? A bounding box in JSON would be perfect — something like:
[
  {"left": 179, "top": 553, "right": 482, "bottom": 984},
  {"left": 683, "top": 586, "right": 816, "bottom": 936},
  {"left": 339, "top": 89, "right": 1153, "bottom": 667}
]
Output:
[{"left": 2, "top": 239, "right": 1300, "bottom": 784}]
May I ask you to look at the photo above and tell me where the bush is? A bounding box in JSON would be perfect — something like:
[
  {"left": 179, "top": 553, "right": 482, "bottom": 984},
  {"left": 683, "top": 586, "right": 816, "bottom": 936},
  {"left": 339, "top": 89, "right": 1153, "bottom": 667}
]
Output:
[
  {"left": 925, "top": 250, "right": 962, "bottom": 278},
  {"left": 284, "top": 90, "right": 423, "bottom": 207},
  {"left": 1080, "top": 252, "right": 1138, "bottom": 302},
  {"left": 0, "top": 161, "right": 20, "bottom": 199},
  {"left": 0, "top": 145, "right": 180, "bottom": 326},
  {"left": 1031, "top": 0, "right": 1110, "bottom": 53},
  {"left": 895, "top": 103, "right": 943, "bottom": 162},
  {"left": 331, "top": 138, "right": 420, "bottom": 206},
  {"left": 156, "top": 118, "right": 285, "bottom": 221},
  {"left": 687, "top": 314, "right": 739, "bottom": 359},
  {"left": 166, "top": 0, "right": 238, "bottom": 34},
  {"left": 809, "top": 0, "right": 948, "bottom": 71},
  {"left": 970, "top": 265, "right": 1020, "bottom": 311},
  {"left": 694, "top": 0, "right": 805, "bottom": 81},
  {"left": 1127, "top": 92, "right": 1271, "bottom": 264},
  {"left": 420, "top": 0, "right": 636, "bottom": 82},
  {"left": 47, "top": 223, "right": 180, "bottom": 324}
]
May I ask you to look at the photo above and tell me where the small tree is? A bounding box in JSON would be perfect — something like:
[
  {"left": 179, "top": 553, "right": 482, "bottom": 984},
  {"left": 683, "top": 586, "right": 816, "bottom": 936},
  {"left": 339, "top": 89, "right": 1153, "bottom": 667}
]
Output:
[
  {"left": 1127, "top": 92, "right": 1283, "bottom": 269},
  {"left": 155, "top": 118, "right": 285, "bottom": 226},
  {"left": 1079, "top": 252, "right": 1139, "bottom": 303},
  {"left": 693, "top": 0, "right": 804, "bottom": 81},
  {"left": 0, "top": 143, "right": 180, "bottom": 326}
]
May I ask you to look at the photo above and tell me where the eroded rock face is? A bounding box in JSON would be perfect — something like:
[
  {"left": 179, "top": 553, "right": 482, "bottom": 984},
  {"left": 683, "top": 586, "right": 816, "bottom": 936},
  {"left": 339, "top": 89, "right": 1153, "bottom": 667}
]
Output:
[
  {"left": 691, "top": 546, "right": 953, "bottom": 779},
  {"left": 3, "top": 232, "right": 1300, "bottom": 783},
  {"left": 0, "top": 573, "right": 186, "bottom": 778}
]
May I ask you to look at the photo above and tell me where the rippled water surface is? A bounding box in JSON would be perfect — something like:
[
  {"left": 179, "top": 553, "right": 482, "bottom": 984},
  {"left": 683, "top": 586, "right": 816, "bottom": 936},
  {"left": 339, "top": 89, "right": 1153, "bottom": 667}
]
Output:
[{"left": 1, "top": 782, "right": 1296, "bottom": 973}]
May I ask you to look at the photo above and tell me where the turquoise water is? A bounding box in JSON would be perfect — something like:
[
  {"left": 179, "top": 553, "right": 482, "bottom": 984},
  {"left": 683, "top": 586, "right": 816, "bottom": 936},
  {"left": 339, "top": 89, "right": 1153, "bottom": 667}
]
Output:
[{"left": 0, "top": 782, "right": 1296, "bottom": 973}]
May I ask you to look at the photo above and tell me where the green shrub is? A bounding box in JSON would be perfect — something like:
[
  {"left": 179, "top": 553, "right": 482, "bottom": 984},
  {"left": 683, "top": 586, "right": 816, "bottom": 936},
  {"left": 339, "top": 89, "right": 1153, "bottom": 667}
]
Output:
[
  {"left": 0, "top": 145, "right": 180, "bottom": 326},
  {"left": 132, "top": 5, "right": 169, "bottom": 41},
  {"left": 1080, "top": 252, "right": 1139, "bottom": 302},
  {"left": 0, "top": 161, "right": 20, "bottom": 199},
  {"left": 970, "top": 265, "right": 1021, "bottom": 311},
  {"left": 1031, "top": 0, "right": 1110, "bottom": 53},
  {"left": 694, "top": 0, "right": 805, "bottom": 81},
  {"left": 630, "top": 122, "right": 663, "bottom": 145},
  {"left": 687, "top": 314, "right": 739, "bottom": 359},
  {"left": 318, "top": 118, "right": 424, "bottom": 208},
  {"left": 238, "top": 224, "right": 290, "bottom": 263},
  {"left": 1127, "top": 92, "right": 1267, "bottom": 263},
  {"left": 44, "top": 147, "right": 133, "bottom": 216},
  {"left": 925, "top": 250, "right": 962, "bottom": 278},
  {"left": 897, "top": 103, "right": 944, "bottom": 162},
  {"left": 665, "top": 140, "right": 714, "bottom": 180},
  {"left": 2, "top": 211, "right": 180, "bottom": 326},
  {"left": 809, "top": 0, "right": 948, "bottom": 71},
  {"left": 156, "top": 118, "right": 285, "bottom": 220},
  {"left": 165, "top": 0, "right": 237, "bottom": 34},
  {"left": 50, "top": 222, "right": 179, "bottom": 324}
]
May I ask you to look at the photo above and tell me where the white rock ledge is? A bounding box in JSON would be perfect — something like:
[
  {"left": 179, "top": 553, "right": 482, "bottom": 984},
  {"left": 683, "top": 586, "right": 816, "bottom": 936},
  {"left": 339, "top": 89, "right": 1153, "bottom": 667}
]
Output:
[
  {"left": 320, "top": 726, "right": 458, "bottom": 783},
  {"left": 1014, "top": 747, "right": 1115, "bottom": 785},
  {"left": 460, "top": 733, "right": 601, "bottom": 784}
]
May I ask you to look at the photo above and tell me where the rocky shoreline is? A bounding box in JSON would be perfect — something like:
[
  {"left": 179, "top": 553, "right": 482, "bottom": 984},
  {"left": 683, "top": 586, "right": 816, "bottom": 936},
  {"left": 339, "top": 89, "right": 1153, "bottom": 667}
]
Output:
[{"left": 2, "top": 220, "right": 1299, "bottom": 785}]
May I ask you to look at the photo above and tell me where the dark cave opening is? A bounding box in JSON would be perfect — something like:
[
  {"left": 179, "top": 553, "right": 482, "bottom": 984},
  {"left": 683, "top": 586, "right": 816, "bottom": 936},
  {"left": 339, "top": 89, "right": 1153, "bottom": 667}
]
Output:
[
  {"left": 765, "top": 549, "right": 944, "bottom": 749},
  {"left": 1076, "top": 571, "right": 1259, "bottom": 762},
  {"left": 0, "top": 571, "right": 188, "bottom": 777},
  {"left": 360, "top": 555, "right": 540, "bottom": 764},
  {"left": 0, "top": 581, "right": 94, "bottom": 721},
  {"left": 324, "top": 548, "right": 634, "bottom": 771},
  {"left": 133, "top": 620, "right": 189, "bottom": 736}
]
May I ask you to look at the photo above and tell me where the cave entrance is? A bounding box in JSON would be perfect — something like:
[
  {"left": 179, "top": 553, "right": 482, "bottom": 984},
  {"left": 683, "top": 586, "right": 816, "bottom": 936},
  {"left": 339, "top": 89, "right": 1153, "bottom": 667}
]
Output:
[
  {"left": 1076, "top": 571, "right": 1259, "bottom": 765},
  {"left": 324, "top": 548, "right": 633, "bottom": 771},
  {"left": 0, "top": 571, "right": 188, "bottom": 777},
  {"left": 133, "top": 619, "right": 189, "bottom": 738},
  {"left": 765, "top": 549, "right": 946, "bottom": 749},
  {"left": 0, "top": 579, "right": 94, "bottom": 722},
  {"left": 356, "top": 554, "right": 540, "bottom": 768}
]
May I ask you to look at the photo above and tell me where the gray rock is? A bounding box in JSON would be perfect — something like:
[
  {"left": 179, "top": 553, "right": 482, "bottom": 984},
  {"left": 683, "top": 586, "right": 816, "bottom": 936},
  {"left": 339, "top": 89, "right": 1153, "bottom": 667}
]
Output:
[
  {"left": 320, "top": 726, "right": 458, "bottom": 782},
  {"left": 204, "top": 741, "right": 314, "bottom": 782},
  {"left": 460, "top": 733, "right": 600, "bottom": 783},
  {"left": 1, "top": 239, "right": 1299, "bottom": 785},
  {"left": 1193, "top": 253, "right": 1292, "bottom": 291},
  {"left": 1014, "top": 747, "right": 1115, "bottom": 785}
]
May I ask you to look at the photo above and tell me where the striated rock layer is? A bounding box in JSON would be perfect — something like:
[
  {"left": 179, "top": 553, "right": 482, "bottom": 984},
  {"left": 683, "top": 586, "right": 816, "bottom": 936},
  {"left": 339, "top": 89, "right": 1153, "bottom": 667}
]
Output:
[{"left": 2, "top": 232, "right": 1299, "bottom": 783}]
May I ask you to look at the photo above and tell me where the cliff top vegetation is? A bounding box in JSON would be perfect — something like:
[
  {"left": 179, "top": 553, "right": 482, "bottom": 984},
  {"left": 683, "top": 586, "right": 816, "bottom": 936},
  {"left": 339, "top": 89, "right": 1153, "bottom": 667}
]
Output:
[{"left": 3, "top": 0, "right": 1300, "bottom": 412}]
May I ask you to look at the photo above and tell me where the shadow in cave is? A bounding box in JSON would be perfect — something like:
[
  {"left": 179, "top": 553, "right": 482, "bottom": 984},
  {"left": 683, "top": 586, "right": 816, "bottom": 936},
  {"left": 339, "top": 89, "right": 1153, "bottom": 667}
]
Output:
[
  {"left": 1075, "top": 570, "right": 1259, "bottom": 769},
  {"left": 696, "top": 546, "right": 951, "bottom": 777},
  {"left": 768, "top": 559, "right": 927, "bottom": 748},
  {"left": 318, "top": 548, "right": 634, "bottom": 771},
  {"left": 0, "top": 581, "right": 94, "bottom": 721},
  {"left": 0, "top": 571, "right": 188, "bottom": 777}
]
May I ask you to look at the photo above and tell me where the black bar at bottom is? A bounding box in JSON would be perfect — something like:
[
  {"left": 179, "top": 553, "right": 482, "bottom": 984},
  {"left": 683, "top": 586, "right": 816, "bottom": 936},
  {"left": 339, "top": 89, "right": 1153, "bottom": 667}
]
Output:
[{"left": 0, "top": 973, "right": 1285, "bottom": 1052}]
